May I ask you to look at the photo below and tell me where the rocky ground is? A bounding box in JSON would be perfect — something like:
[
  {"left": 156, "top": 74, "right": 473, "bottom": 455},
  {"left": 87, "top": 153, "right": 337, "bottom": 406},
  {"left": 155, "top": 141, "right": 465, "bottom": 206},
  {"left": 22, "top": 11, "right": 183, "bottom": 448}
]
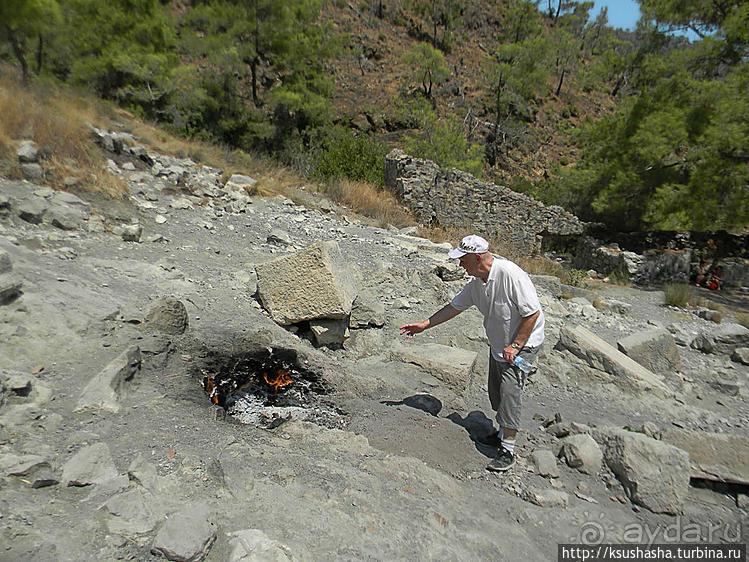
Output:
[{"left": 1, "top": 133, "right": 748, "bottom": 561}]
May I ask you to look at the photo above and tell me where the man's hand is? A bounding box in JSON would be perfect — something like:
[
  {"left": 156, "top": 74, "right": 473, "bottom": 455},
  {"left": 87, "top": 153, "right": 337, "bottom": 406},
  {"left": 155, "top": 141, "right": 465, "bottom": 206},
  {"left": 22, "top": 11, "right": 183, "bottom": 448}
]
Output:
[
  {"left": 502, "top": 345, "right": 519, "bottom": 364},
  {"left": 400, "top": 321, "right": 428, "bottom": 337}
]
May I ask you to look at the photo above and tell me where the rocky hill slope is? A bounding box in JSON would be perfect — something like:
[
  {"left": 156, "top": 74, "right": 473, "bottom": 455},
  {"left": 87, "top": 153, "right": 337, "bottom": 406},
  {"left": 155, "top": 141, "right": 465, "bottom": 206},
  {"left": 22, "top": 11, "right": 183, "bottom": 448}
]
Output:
[{"left": 0, "top": 131, "right": 747, "bottom": 560}]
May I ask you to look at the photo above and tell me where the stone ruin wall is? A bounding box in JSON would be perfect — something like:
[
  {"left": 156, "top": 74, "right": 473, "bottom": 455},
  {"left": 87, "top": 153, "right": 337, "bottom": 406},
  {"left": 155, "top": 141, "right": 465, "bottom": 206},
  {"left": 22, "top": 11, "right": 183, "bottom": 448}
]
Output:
[{"left": 384, "top": 149, "right": 585, "bottom": 256}]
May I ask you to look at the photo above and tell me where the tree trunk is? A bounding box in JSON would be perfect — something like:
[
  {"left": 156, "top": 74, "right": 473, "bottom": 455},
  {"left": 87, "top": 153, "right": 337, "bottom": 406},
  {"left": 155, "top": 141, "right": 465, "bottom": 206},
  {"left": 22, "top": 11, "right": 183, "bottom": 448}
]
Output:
[
  {"left": 555, "top": 66, "right": 566, "bottom": 95},
  {"left": 250, "top": 58, "right": 260, "bottom": 107},
  {"left": 5, "top": 26, "right": 29, "bottom": 85},
  {"left": 36, "top": 34, "right": 43, "bottom": 75}
]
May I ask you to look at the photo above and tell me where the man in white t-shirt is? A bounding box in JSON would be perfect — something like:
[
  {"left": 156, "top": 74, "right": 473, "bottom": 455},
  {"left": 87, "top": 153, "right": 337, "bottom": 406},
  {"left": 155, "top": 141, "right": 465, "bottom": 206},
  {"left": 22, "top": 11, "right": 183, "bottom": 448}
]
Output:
[{"left": 400, "top": 234, "right": 545, "bottom": 472}]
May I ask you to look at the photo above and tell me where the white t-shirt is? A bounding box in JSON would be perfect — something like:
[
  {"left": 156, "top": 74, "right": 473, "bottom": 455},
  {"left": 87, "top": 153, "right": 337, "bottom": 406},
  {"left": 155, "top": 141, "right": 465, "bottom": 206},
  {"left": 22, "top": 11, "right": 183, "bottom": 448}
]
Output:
[{"left": 450, "top": 257, "right": 545, "bottom": 362}]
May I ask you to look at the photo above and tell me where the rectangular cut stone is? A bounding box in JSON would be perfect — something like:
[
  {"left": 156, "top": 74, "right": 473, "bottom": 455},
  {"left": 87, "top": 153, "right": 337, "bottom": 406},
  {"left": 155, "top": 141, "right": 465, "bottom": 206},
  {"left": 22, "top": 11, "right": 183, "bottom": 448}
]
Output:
[
  {"left": 255, "top": 241, "right": 356, "bottom": 325},
  {"left": 558, "top": 325, "right": 671, "bottom": 397},
  {"left": 617, "top": 328, "right": 681, "bottom": 374},
  {"left": 660, "top": 428, "right": 749, "bottom": 485},
  {"left": 389, "top": 343, "right": 477, "bottom": 395}
]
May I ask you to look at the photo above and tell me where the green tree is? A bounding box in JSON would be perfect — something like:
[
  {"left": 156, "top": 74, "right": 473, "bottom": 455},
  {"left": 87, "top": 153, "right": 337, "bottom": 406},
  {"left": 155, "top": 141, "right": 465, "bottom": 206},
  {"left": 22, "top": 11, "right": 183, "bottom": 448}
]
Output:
[
  {"left": 179, "top": 0, "right": 342, "bottom": 150},
  {"left": 403, "top": 102, "right": 484, "bottom": 178},
  {"left": 401, "top": 42, "right": 450, "bottom": 101},
  {"left": 0, "top": 0, "right": 62, "bottom": 84},
  {"left": 500, "top": 0, "right": 542, "bottom": 43},
  {"left": 412, "top": 0, "right": 463, "bottom": 50},
  {"left": 53, "top": 0, "right": 178, "bottom": 114}
]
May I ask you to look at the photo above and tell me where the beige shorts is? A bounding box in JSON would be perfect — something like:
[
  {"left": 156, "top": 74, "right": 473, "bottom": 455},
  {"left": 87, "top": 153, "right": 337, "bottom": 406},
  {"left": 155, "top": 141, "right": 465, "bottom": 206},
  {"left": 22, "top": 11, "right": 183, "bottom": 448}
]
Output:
[{"left": 487, "top": 346, "right": 540, "bottom": 430}]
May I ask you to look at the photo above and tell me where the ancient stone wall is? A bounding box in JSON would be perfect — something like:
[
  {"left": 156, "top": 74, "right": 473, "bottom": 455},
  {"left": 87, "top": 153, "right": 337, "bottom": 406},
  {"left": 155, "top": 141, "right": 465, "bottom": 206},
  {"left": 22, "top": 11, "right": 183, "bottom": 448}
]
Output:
[{"left": 384, "top": 149, "right": 585, "bottom": 255}]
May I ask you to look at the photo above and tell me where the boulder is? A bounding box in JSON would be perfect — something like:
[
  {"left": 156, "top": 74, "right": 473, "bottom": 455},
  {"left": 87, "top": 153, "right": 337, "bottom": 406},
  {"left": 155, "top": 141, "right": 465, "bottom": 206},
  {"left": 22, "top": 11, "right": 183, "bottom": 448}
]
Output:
[
  {"left": 20, "top": 163, "right": 44, "bottom": 182},
  {"left": 592, "top": 427, "right": 690, "bottom": 514},
  {"left": 227, "top": 529, "right": 300, "bottom": 562},
  {"left": 617, "top": 329, "right": 681, "bottom": 374},
  {"left": 17, "top": 195, "right": 48, "bottom": 224},
  {"left": 224, "top": 174, "right": 257, "bottom": 192},
  {"left": 530, "top": 449, "right": 559, "bottom": 478},
  {"left": 690, "top": 323, "right": 749, "bottom": 355},
  {"left": 0, "top": 275, "right": 23, "bottom": 303},
  {"left": 144, "top": 297, "right": 189, "bottom": 335},
  {"left": 349, "top": 294, "right": 385, "bottom": 328},
  {"left": 310, "top": 319, "right": 349, "bottom": 347},
  {"left": 61, "top": 443, "right": 124, "bottom": 487},
  {"left": 660, "top": 428, "right": 749, "bottom": 485},
  {"left": 0, "top": 248, "right": 11, "bottom": 275},
  {"left": 151, "top": 502, "right": 216, "bottom": 562},
  {"left": 557, "top": 325, "right": 672, "bottom": 396},
  {"left": 560, "top": 434, "right": 602, "bottom": 475},
  {"left": 17, "top": 140, "right": 38, "bottom": 163},
  {"left": 522, "top": 488, "right": 569, "bottom": 508},
  {"left": 75, "top": 346, "right": 141, "bottom": 413},
  {"left": 255, "top": 241, "right": 357, "bottom": 326},
  {"left": 389, "top": 342, "right": 477, "bottom": 395},
  {"left": 731, "top": 347, "right": 749, "bottom": 365},
  {"left": 102, "top": 488, "right": 159, "bottom": 536},
  {"left": 530, "top": 275, "right": 563, "bottom": 299}
]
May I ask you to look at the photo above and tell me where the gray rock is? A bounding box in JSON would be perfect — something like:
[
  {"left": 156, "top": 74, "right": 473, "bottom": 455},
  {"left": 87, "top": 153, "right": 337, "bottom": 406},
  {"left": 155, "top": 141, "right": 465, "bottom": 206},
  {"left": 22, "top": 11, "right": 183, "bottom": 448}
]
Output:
[
  {"left": 48, "top": 203, "right": 87, "bottom": 230},
  {"left": 0, "top": 453, "right": 50, "bottom": 476},
  {"left": 224, "top": 174, "right": 257, "bottom": 192},
  {"left": 557, "top": 325, "right": 671, "bottom": 396},
  {"left": 0, "top": 249, "right": 11, "bottom": 274},
  {"left": 523, "top": 488, "right": 569, "bottom": 508},
  {"left": 128, "top": 455, "right": 161, "bottom": 493},
  {"left": 120, "top": 223, "right": 143, "bottom": 242},
  {"left": 20, "top": 163, "right": 44, "bottom": 182},
  {"left": 389, "top": 342, "right": 477, "bottom": 395},
  {"left": 530, "top": 275, "right": 563, "bottom": 299},
  {"left": 17, "top": 140, "right": 38, "bottom": 163},
  {"left": 617, "top": 329, "right": 681, "bottom": 374},
  {"left": 102, "top": 488, "right": 159, "bottom": 536},
  {"left": 151, "top": 502, "right": 216, "bottom": 562},
  {"left": 592, "top": 427, "right": 690, "bottom": 514},
  {"left": 144, "top": 297, "right": 189, "bottom": 335},
  {"left": 710, "top": 378, "right": 740, "bottom": 396},
  {"left": 30, "top": 469, "right": 59, "bottom": 488},
  {"left": 731, "top": 347, "right": 749, "bottom": 365},
  {"left": 349, "top": 294, "right": 385, "bottom": 328},
  {"left": 560, "top": 434, "right": 603, "bottom": 475},
  {"left": 50, "top": 190, "right": 91, "bottom": 212},
  {"left": 256, "top": 241, "right": 357, "bottom": 326},
  {"left": 434, "top": 263, "right": 465, "bottom": 282},
  {"left": 61, "top": 443, "right": 123, "bottom": 487},
  {"left": 691, "top": 323, "right": 749, "bottom": 354},
  {"left": 267, "top": 228, "right": 292, "bottom": 246},
  {"left": 0, "top": 275, "right": 22, "bottom": 303},
  {"left": 227, "top": 529, "right": 299, "bottom": 562},
  {"left": 530, "top": 449, "right": 560, "bottom": 478},
  {"left": 660, "top": 428, "right": 749, "bottom": 485},
  {"left": 75, "top": 346, "right": 141, "bottom": 413},
  {"left": 17, "top": 195, "right": 48, "bottom": 223},
  {"left": 310, "top": 318, "right": 349, "bottom": 347}
]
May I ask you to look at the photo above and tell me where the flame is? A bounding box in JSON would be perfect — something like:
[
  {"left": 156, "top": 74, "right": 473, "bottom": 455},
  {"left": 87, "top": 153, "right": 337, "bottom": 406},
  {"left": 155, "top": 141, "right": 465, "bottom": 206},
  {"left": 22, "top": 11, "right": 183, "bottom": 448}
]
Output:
[
  {"left": 263, "top": 369, "right": 293, "bottom": 395},
  {"left": 203, "top": 376, "right": 219, "bottom": 405}
]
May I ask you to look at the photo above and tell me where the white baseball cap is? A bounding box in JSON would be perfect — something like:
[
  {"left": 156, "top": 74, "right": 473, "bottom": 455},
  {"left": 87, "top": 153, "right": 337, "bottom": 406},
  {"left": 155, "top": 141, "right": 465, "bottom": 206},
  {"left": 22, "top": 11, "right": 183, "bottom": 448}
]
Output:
[{"left": 448, "top": 235, "right": 490, "bottom": 259}]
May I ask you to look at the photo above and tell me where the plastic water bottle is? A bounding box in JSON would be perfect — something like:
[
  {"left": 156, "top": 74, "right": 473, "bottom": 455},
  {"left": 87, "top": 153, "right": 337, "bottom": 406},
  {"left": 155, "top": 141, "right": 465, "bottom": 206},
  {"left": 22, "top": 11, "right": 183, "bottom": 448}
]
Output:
[{"left": 513, "top": 356, "right": 533, "bottom": 374}]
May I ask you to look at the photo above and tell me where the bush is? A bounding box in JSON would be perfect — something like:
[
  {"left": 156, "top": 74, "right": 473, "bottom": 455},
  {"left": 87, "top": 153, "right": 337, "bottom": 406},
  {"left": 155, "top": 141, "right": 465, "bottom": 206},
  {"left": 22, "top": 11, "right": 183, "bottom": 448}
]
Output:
[
  {"left": 311, "top": 126, "right": 388, "bottom": 187},
  {"left": 663, "top": 283, "right": 698, "bottom": 308}
]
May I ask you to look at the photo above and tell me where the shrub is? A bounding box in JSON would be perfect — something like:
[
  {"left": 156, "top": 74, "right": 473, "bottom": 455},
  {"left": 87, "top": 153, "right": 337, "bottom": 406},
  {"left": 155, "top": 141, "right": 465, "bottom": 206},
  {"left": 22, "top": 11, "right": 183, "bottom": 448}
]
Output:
[
  {"left": 311, "top": 126, "right": 388, "bottom": 187},
  {"left": 663, "top": 283, "right": 698, "bottom": 308},
  {"left": 565, "top": 268, "right": 588, "bottom": 287}
]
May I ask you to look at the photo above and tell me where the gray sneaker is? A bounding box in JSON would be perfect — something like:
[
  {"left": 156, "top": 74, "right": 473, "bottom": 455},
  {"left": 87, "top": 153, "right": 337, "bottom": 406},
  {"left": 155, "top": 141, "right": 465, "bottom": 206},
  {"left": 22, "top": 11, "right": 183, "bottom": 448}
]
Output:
[{"left": 486, "top": 448, "right": 515, "bottom": 472}]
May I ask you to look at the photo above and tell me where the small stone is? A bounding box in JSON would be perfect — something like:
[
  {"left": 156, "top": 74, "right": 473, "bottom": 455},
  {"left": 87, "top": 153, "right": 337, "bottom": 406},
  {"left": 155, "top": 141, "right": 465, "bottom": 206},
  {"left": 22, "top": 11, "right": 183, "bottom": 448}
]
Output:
[{"left": 31, "top": 470, "right": 59, "bottom": 488}]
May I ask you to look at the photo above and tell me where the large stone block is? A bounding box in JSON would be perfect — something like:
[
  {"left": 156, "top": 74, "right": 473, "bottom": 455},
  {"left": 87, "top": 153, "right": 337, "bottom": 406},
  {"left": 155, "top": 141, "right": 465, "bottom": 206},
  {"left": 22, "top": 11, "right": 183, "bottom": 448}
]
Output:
[
  {"left": 557, "top": 325, "right": 672, "bottom": 396},
  {"left": 389, "top": 342, "right": 477, "bottom": 395},
  {"left": 690, "top": 323, "right": 749, "bottom": 355},
  {"left": 255, "top": 241, "right": 356, "bottom": 325},
  {"left": 617, "top": 328, "right": 681, "bottom": 374},
  {"left": 660, "top": 428, "right": 749, "bottom": 485},
  {"left": 592, "top": 427, "right": 690, "bottom": 514}
]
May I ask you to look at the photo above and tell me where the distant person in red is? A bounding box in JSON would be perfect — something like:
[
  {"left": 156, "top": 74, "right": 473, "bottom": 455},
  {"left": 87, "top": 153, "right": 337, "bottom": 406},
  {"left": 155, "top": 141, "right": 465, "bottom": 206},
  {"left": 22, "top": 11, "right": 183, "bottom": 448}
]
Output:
[{"left": 707, "top": 265, "right": 724, "bottom": 291}]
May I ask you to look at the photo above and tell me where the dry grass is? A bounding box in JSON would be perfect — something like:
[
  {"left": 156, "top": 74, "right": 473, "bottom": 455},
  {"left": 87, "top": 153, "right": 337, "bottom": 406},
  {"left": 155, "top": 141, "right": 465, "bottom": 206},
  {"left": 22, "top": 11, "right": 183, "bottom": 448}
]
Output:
[
  {"left": 317, "top": 178, "right": 413, "bottom": 228},
  {"left": 0, "top": 75, "right": 128, "bottom": 198},
  {"left": 737, "top": 312, "right": 749, "bottom": 329}
]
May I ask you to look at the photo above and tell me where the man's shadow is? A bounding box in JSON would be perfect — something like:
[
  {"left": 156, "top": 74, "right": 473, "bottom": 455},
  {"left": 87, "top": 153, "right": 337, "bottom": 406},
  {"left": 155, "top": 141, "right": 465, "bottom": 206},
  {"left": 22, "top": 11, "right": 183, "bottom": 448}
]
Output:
[
  {"left": 381, "top": 394, "right": 443, "bottom": 417},
  {"left": 381, "top": 395, "right": 498, "bottom": 458},
  {"left": 445, "top": 410, "right": 499, "bottom": 458}
]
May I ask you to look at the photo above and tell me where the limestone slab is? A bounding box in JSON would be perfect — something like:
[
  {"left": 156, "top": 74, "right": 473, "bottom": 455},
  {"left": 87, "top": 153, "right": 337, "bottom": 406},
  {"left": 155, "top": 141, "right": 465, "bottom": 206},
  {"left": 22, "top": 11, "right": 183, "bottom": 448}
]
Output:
[
  {"left": 558, "top": 325, "right": 671, "bottom": 396},
  {"left": 389, "top": 342, "right": 477, "bottom": 395}
]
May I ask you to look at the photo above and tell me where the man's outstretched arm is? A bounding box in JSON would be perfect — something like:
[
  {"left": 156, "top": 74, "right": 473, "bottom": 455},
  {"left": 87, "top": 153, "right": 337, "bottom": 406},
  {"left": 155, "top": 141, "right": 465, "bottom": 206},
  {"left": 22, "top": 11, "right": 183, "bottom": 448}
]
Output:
[{"left": 400, "top": 304, "right": 462, "bottom": 337}]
